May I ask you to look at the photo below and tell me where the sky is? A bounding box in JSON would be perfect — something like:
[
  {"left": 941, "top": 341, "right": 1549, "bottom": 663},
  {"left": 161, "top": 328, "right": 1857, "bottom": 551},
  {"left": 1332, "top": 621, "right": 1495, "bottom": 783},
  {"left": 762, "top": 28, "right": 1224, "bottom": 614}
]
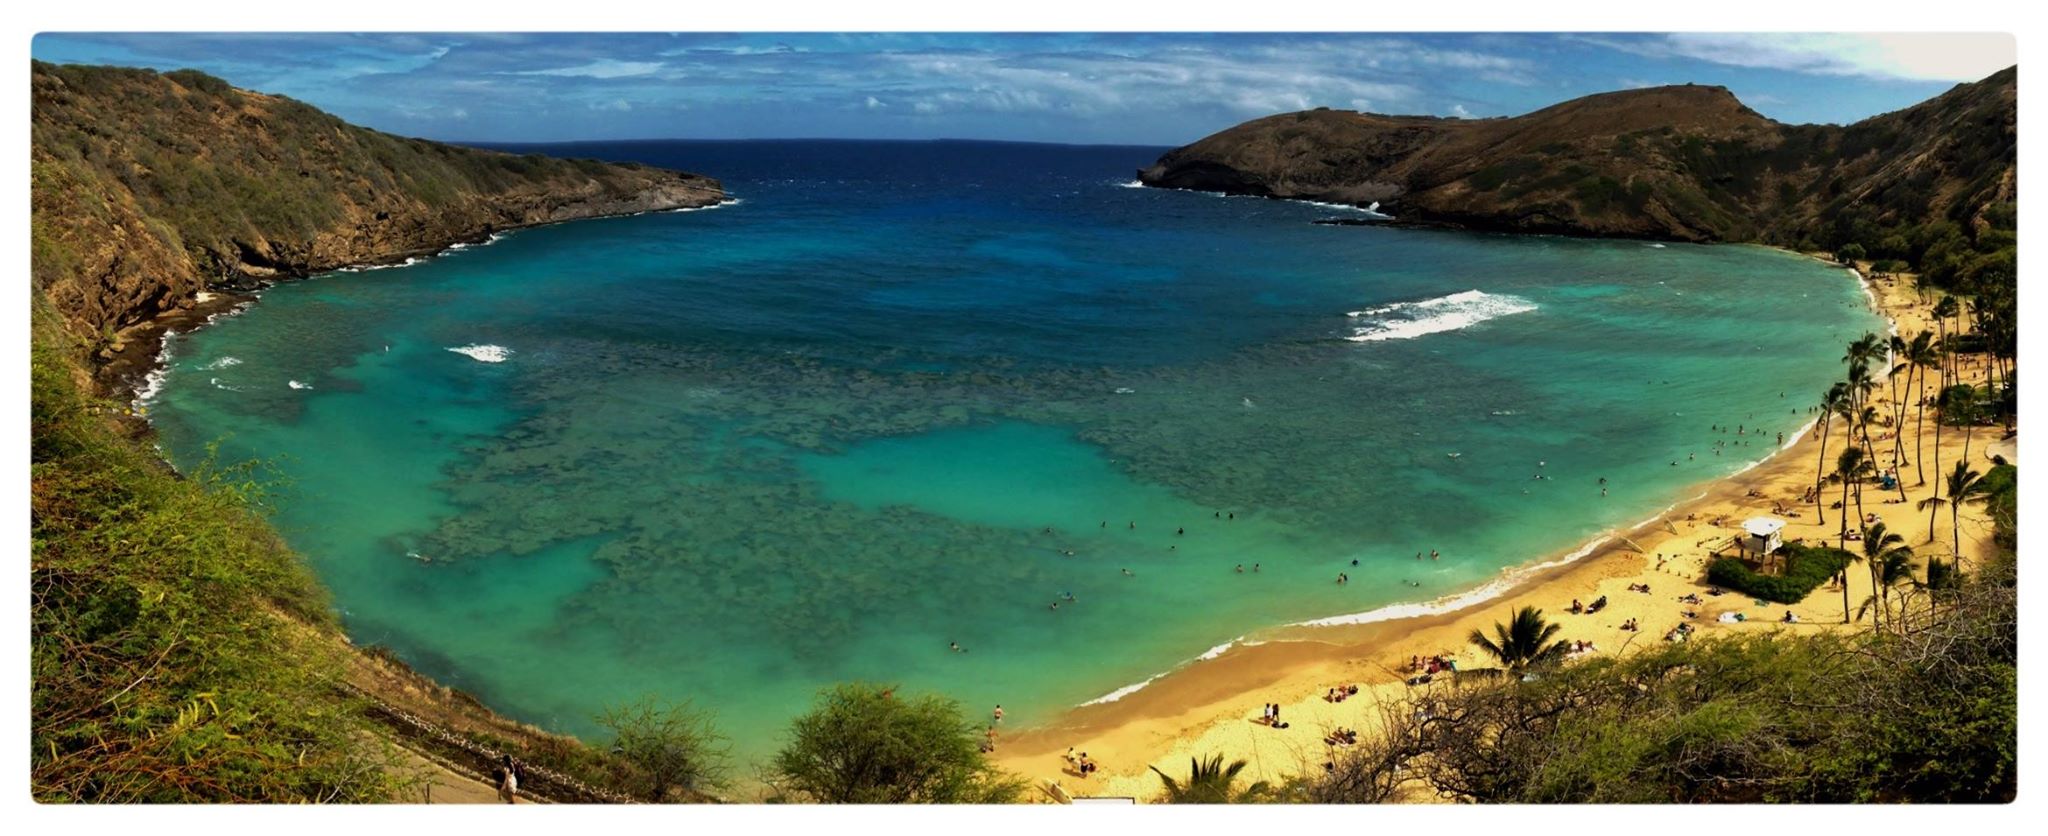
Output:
[{"left": 29, "top": 32, "right": 2017, "bottom": 145}]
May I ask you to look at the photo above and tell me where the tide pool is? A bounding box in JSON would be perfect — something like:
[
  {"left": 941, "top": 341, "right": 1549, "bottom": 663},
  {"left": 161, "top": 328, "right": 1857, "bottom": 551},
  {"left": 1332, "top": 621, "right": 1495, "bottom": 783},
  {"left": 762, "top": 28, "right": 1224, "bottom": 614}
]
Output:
[{"left": 144, "top": 140, "right": 1879, "bottom": 765}]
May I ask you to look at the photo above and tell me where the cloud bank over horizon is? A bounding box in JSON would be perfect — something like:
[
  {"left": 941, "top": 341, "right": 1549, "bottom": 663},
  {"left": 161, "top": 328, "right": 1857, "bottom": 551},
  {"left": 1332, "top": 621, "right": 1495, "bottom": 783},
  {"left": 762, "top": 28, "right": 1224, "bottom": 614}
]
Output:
[{"left": 31, "top": 32, "right": 2013, "bottom": 144}]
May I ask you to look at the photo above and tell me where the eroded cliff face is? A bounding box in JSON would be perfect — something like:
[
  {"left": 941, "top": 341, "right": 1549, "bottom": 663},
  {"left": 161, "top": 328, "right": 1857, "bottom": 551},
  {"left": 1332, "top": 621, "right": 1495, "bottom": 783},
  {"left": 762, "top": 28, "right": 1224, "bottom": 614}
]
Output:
[
  {"left": 31, "top": 62, "right": 726, "bottom": 353},
  {"left": 1141, "top": 68, "right": 2016, "bottom": 247}
]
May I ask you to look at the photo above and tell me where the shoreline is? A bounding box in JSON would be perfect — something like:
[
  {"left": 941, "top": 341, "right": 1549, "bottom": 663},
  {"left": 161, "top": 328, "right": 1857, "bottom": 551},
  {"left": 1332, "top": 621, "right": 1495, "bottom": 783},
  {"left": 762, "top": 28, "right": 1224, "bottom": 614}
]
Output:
[
  {"left": 991, "top": 250, "right": 2007, "bottom": 800},
  {"left": 109, "top": 215, "right": 2000, "bottom": 799},
  {"left": 1054, "top": 250, "right": 1860, "bottom": 710}
]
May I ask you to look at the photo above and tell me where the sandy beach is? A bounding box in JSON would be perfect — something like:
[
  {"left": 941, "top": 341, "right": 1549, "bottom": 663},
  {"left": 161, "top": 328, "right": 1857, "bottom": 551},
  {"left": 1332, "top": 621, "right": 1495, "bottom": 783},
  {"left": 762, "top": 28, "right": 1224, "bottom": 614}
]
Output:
[{"left": 993, "top": 258, "right": 2011, "bottom": 801}]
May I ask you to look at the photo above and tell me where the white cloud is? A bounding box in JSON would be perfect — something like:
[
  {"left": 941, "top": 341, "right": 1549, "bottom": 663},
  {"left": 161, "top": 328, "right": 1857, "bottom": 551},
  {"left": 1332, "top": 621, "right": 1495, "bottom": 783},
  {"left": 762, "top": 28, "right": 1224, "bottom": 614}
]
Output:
[
  {"left": 865, "top": 95, "right": 887, "bottom": 109},
  {"left": 591, "top": 99, "right": 633, "bottom": 112},
  {"left": 1592, "top": 33, "right": 2014, "bottom": 83},
  {"left": 1449, "top": 103, "right": 1473, "bottom": 118},
  {"left": 514, "top": 59, "right": 664, "bottom": 79}
]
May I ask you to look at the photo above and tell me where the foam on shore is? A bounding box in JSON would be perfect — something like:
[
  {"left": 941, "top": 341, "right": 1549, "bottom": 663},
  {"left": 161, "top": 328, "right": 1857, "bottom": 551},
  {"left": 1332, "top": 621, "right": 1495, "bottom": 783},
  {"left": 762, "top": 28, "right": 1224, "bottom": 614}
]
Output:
[{"left": 1079, "top": 638, "right": 1267, "bottom": 706}]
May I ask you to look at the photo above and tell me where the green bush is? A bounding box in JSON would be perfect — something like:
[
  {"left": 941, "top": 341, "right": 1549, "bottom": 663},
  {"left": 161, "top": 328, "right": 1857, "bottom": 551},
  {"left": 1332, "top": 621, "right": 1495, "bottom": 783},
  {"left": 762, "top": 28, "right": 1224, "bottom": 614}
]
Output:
[{"left": 1707, "top": 543, "right": 1854, "bottom": 604}]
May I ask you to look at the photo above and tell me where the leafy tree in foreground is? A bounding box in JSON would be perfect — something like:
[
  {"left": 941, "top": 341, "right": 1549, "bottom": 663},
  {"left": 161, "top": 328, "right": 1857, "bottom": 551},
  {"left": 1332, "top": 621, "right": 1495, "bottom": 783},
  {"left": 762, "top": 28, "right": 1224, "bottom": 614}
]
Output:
[
  {"left": 771, "top": 683, "right": 1026, "bottom": 803},
  {"left": 1151, "top": 754, "right": 1272, "bottom": 804},
  {"left": 594, "top": 695, "right": 730, "bottom": 802},
  {"left": 1467, "top": 606, "right": 1569, "bottom": 673}
]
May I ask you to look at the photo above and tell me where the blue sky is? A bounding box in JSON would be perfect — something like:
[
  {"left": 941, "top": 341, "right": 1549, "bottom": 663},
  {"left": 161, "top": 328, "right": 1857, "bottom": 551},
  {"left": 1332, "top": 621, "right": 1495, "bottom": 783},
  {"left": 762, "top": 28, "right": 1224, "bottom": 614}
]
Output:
[{"left": 30, "top": 32, "right": 2016, "bottom": 145}]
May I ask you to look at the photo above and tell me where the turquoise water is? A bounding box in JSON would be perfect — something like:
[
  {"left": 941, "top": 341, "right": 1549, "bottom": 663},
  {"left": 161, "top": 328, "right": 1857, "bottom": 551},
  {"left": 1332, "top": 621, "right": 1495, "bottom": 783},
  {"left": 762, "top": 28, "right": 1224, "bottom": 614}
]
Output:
[{"left": 144, "top": 140, "right": 1878, "bottom": 764}]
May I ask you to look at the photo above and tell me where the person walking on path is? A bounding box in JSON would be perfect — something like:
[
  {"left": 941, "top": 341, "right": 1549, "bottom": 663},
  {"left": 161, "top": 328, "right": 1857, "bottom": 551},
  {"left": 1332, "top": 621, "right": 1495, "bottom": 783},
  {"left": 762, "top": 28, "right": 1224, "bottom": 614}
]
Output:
[{"left": 494, "top": 754, "right": 525, "bottom": 804}]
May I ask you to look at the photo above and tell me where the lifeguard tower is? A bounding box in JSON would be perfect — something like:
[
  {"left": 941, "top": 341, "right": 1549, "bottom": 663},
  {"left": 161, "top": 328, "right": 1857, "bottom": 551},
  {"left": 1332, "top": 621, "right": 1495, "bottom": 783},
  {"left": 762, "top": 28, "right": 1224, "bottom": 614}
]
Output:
[{"left": 1740, "top": 517, "right": 1786, "bottom": 565}]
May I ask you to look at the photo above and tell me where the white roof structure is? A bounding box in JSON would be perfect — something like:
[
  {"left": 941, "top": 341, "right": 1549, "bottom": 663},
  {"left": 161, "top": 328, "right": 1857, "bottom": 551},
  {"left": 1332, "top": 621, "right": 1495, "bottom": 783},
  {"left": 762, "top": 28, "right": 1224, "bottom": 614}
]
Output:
[{"left": 1743, "top": 517, "right": 1786, "bottom": 538}]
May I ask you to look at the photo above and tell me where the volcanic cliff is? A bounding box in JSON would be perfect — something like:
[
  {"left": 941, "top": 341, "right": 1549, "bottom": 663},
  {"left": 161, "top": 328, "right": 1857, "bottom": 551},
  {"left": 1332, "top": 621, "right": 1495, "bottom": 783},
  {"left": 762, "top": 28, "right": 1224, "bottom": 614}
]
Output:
[
  {"left": 31, "top": 61, "right": 726, "bottom": 354},
  {"left": 1139, "top": 67, "right": 2016, "bottom": 248}
]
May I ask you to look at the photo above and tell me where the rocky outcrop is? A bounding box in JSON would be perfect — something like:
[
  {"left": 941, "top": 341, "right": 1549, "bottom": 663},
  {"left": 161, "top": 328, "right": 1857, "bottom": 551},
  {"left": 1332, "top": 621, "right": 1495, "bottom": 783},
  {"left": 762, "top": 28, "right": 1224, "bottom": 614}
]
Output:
[
  {"left": 31, "top": 61, "right": 726, "bottom": 353},
  {"left": 1141, "top": 67, "right": 2016, "bottom": 248}
]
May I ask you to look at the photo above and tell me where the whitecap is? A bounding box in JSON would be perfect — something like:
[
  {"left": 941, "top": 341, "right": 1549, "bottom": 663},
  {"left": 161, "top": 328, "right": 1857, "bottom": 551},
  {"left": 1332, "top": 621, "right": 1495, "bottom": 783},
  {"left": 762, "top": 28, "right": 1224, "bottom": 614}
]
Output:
[
  {"left": 198, "top": 356, "right": 242, "bottom": 371},
  {"left": 670, "top": 197, "right": 743, "bottom": 213},
  {"left": 287, "top": 380, "right": 312, "bottom": 390},
  {"left": 1345, "top": 289, "right": 1537, "bottom": 342},
  {"left": 1114, "top": 387, "right": 1136, "bottom": 394},
  {"left": 447, "top": 344, "right": 513, "bottom": 363}
]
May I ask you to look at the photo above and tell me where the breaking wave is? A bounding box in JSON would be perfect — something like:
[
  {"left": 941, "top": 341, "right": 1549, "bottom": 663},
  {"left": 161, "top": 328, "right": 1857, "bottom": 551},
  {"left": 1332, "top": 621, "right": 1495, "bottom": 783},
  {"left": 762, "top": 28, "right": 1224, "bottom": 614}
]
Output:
[
  {"left": 448, "top": 344, "right": 513, "bottom": 363},
  {"left": 1344, "top": 290, "right": 1537, "bottom": 342}
]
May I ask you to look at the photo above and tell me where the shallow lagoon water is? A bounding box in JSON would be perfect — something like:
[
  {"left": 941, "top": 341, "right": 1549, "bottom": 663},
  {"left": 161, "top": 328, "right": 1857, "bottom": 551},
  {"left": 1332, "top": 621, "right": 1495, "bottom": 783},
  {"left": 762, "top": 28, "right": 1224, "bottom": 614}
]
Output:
[{"left": 146, "top": 140, "right": 1879, "bottom": 763}]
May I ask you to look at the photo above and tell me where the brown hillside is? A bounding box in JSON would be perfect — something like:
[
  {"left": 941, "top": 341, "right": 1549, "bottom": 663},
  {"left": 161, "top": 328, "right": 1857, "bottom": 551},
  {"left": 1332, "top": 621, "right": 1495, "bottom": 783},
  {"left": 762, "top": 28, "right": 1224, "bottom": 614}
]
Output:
[
  {"left": 31, "top": 61, "right": 725, "bottom": 354},
  {"left": 1140, "top": 68, "right": 2016, "bottom": 249}
]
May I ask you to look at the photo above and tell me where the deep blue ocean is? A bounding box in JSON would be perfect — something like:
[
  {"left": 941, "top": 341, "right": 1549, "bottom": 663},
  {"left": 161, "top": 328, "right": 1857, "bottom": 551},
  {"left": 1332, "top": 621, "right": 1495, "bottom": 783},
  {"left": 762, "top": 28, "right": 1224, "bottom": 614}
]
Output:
[{"left": 143, "top": 140, "right": 1879, "bottom": 765}]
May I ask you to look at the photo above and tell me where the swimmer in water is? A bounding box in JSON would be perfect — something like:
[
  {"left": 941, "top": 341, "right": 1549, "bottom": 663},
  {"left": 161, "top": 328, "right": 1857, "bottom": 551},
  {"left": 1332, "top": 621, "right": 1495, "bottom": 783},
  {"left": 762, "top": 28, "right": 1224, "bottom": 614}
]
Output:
[{"left": 1235, "top": 564, "right": 1245, "bottom": 573}]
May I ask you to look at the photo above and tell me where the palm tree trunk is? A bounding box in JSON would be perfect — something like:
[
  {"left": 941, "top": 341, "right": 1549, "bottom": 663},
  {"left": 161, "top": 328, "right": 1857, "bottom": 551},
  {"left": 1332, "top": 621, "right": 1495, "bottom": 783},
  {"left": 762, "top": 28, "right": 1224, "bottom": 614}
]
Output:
[
  {"left": 1914, "top": 363, "right": 1927, "bottom": 485},
  {"left": 1839, "top": 476, "right": 1853, "bottom": 624},
  {"left": 1813, "top": 414, "right": 1831, "bottom": 525},
  {"left": 1929, "top": 360, "right": 1944, "bottom": 542}
]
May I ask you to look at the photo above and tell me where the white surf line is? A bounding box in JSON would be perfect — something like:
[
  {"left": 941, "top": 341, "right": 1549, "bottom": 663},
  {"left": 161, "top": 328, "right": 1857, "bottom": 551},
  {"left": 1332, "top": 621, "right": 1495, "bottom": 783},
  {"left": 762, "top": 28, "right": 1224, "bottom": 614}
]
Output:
[{"left": 1077, "top": 637, "right": 1266, "bottom": 706}]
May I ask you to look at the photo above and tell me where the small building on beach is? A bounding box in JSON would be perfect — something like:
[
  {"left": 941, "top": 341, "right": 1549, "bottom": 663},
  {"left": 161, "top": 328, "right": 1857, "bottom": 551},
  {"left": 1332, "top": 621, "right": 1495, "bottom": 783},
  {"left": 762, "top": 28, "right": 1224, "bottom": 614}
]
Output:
[{"left": 1740, "top": 517, "right": 1786, "bottom": 561}]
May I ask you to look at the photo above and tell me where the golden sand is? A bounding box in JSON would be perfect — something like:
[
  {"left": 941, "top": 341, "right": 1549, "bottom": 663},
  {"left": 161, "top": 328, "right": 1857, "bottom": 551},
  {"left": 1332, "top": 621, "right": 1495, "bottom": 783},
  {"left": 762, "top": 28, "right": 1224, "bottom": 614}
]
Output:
[{"left": 991, "top": 260, "right": 2009, "bottom": 802}]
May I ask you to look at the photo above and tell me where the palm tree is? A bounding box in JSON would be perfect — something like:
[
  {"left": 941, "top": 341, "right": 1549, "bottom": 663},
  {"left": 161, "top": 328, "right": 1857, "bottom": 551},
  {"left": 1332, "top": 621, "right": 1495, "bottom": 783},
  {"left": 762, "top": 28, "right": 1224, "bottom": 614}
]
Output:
[
  {"left": 1905, "top": 331, "right": 1936, "bottom": 485},
  {"left": 1833, "top": 447, "right": 1870, "bottom": 623},
  {"left": 1855, "top": 523, "right": 1913, "bottom": 634},
  {"left": 1884, "top": 335, "right": 1912, "bottom": 503},
  {"left": 1812, "top": 382, "right": 1850, "bottom": 525},
  {"left": 1834, "top": 447, "right": 1870, "bottom": 545},
  {"left": 1151, "top": 754, "right": 1271, "bottom": 804},
  {"left": 1939, "top": 460, "right": 1987, "bottom": 568},
  {"left": 1468, "top": 606, "right": 1570, "bottom": 673},
  {"left": 1843, "top": 332, "right": 1884, "bottom": 376}
]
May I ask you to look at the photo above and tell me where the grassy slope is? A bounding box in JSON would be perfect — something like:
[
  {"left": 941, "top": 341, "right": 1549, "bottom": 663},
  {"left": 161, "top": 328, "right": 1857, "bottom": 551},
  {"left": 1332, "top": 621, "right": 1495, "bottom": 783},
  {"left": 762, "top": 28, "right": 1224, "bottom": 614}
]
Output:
[
  {"left": 30, "top": 301, "right": 410, "bottom": 802},
  {"left": 25, "top": 62, "right": 723, "bottom": 804}
]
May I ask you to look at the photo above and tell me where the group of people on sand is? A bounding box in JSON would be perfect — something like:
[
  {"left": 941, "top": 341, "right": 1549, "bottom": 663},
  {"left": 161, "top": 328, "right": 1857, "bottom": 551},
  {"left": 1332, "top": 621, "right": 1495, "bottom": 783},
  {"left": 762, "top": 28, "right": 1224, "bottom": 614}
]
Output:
[
  {"left": 1323, "top": 684, "right": 1360, "bottom": 703},
  {"left": 1569, "top": 595, "right": 1608, "bottom": 615},
  {"left": 1627, "top": 582, "right": 1652, "bottom": 594},
  {"left": 1062, "top": 748, "right": 1098, "bottom": 778},
  {"left": 1258, "top": 702, "right": 1290, "bottom": 729},
  {"left": 1324, "top": 727, "right": 1360, "bottom": 747},
  {"left": 1409, "top": 654, "right": 1457, "bottom": 675}
]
